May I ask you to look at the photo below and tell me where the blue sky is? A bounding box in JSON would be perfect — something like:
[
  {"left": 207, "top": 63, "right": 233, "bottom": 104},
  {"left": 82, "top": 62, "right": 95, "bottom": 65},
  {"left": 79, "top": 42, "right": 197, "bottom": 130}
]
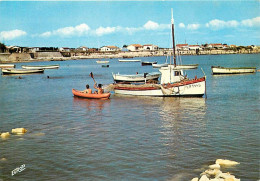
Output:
[{"left": 0, "top": 1, "right": 259, "bottom": 48}]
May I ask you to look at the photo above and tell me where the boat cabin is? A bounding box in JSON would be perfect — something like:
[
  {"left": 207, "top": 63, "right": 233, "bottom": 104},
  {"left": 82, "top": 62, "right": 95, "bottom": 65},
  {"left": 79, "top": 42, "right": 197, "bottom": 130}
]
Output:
[{"left": 159, "top": 65, "right": 185, "bottom": 84}]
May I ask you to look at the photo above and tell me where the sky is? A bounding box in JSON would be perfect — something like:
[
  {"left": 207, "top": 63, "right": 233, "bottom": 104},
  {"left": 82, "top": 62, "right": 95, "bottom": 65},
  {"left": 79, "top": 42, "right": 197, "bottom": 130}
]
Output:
[{"left": 0, "top": 1, "right": 259, "bottom": 48}]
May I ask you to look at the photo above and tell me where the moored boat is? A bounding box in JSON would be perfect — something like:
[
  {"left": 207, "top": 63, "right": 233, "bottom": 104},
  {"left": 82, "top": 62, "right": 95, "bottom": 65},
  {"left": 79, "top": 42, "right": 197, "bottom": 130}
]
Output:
[
  {"left": 72, "top": 89, "right": 111, "bottom": 99},
  {"left": 112, "top": 72, "right": 161, "bottom": 83},
  {"left": 2, "top": 68, "right": 44, "bottom": 75},
  {"left": 211, "top": 66, "right": 256, "bottom": 74},
  {"left": 21, "top": 65, "right": 59, "bottom": 69},
  {"left": 152, "top": 63, "right": 168, "bottom": 68},
  {"left": 0, "top": 64, "right": 16, "bottom": 69},
  {"left": 112, "top": 9, "right": 206, "bottom": 97},
  {"left": 118, "top": 59, "right": 141, "bottom": 62},
  {"left": 96, "top": 60, "right": 109, "bottom": 64},
  {"left": 141, "top": 61, "right": 157, "bottom": 66},
  {"left": 175, "top": 64, "right": 198, "bottom": 69},
  {"left": 102, "top": 64, "right": 109, "bottom": 68}
]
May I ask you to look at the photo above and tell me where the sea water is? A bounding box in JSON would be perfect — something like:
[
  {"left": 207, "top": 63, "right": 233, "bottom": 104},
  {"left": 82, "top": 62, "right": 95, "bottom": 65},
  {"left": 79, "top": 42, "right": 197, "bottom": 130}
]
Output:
[{"left": 0, "top": 54, "right": 259, "bottom": 181}]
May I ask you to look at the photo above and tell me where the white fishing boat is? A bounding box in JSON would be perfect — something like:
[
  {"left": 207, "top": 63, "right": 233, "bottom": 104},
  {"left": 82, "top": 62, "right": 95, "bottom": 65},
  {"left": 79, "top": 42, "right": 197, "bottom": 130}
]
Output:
[
  {"left": 0, "top": 64, "right": 16, "bottom": 69},
  {"left": 112, "top": 72, "right": 161, "bottom": 83},
  {"left": 96, "top": 60, "right": 109, "bottom": 64},
  {"left": 211, "top": 66, "right": 256, "bottom": 74},
  {"left": 118, "top": 59, "right": 141, "bottom": 62},
  {"left": 112, "top": 9, "right": 206, "bottom": 97},
  {"left": 21, "top": 65, "right": 59, "bottom": 69},
  {"left": 2, "top": 68, "right": 44, "bottom": 75}
]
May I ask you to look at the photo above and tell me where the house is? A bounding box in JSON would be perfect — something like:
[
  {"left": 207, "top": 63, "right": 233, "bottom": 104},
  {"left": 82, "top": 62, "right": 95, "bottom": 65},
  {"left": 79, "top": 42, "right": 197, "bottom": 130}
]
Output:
[
  {"left": 127, "top": 44, "right": 143, "bottom": 51},
  {"left": 100, "top": 46, "right": 120, "bottom": 52},
  {"left": 77, "top": 46, "right": 88, "bottom": 51},
  {"left": 59, "top": 47, "right": 71, "bottom": 52},
  {"left": 143, "top": 44, "right": 158, "bottom": 51},
  {"left": 189, "top": 45, "right": 202, "bottom": 50},
  {"left": 176, "top": 44, "right": 189, "bottom": 51},
  {"left": 208, "top": 43, "right": 223, "bottom": 49}
]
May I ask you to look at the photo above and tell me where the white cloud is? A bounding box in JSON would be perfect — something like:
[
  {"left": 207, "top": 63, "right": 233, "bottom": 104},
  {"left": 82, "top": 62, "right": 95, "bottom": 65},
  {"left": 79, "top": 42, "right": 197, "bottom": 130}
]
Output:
[
  {"left": 143, "top": 20, "right": 159, "bottom": 30},
  {"left": 179, "top": 23, "right": 185, "bottom": 28},
  {"left": 96, "top": 26, "right": 120, "bottom": 36},
  {"left": 40, "top": 23, "right": 90, "bottom": 37},
  {"left": 0, "top": 29, "right": 27, "bottom": 40},
  {"left": 206, "top": 19, "right": 239, "bottom": 30},
  {"left": 187, "top": 24, "right": 200, "bottom": 30},
  {"left": 241, "top": 17, "right": 260, "bottom": 27}
]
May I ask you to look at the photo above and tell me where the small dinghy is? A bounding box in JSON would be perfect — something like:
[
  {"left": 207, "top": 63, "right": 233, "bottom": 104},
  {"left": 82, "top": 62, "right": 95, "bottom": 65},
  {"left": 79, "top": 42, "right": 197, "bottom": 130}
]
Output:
[
  {"left": 21, "top": 65, "right": 59, "bottom": 69},
  {"left": 72, "top": 89, "right": 111, "bottom": 99},
  {"left": 2, "top": 68, "right": 44, "bottom": 75}
]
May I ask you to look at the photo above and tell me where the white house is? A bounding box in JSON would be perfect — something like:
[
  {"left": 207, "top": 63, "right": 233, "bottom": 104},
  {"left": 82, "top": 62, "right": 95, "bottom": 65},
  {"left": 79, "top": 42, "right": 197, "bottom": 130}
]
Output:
[
  {"left": 100, "top": 46, "right": 119, "bottom": 52},
  {"left": 143, "top": 44, "right": 158, "bottom": 51},
  {"left": 189, "top": 45, "right": 202, "bottom": 50},
  {"left": 59, "top": 47, "right": 71, "bottom": 52},
  {"left": 208, "top": 43, "right": 223, "bottom": 49},
  {"left": 176, "top": 44, "right": 189, "bottom": 51},
  {"left": 127, "top": 44, "right": 143, "bottom": 51},
  {"left": 77, "top": 46, "right": 88, "bottom": 51}
]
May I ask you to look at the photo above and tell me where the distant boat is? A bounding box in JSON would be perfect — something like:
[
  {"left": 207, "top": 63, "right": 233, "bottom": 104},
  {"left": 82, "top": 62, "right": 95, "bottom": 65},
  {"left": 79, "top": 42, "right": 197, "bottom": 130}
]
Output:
[
  {"left": 118, "top": 59, "right": 141, "bottom": 62},
  {"left": 141, "top": 61, "right": 157, "bottom": 66},
  {"left": 72, "top": 89, "right": 111, "bottom": 99},
  {"left": 102, "top": 64, "right": 109, "bottom": 68},
  {"left": 96, "top": 60, "right": 109, "bottom": 64},
  {"left": 0, "top": 64, "right": 16, "bottom": 69},
  {"left": 211, "top": 66, "right": 256, "bottom": 74},
  {"left": 112, "top": 72, "right": 160, "bottom": 83},
  {"left": 152, "top": 63, "right": 168, "bottom": 68},
  {"left": 21, "top": 65, "right": 59, "bottom": 69},
  {"left": 2, "top": 68, "right": 44, "bottom": 75},
  {"left": 174, "top": 64, "right": 198, "bottom": 70}
]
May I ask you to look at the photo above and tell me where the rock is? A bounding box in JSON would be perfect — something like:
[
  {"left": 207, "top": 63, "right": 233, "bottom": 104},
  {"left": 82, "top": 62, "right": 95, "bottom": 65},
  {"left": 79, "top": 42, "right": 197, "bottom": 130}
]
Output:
[
  {"left": 191, "top": 178, "right": 199, "bottom": 181},
  {"left": 199, "top": 175, "right": 210, "bottom": 181},
  {"left": 209, "top": 163, "right": 220, "bottom": 169},
  {"left": 205, "top": 169, "right": 222, "bottom": 177},
  {"left": 218, "top": 172, "right": 235, "bottom": 179},
  {"left": 0, "top": 158, "right": 7, "bottom": 162},
  {"left": 216, "top": 159, "right": 239, "bottom": 166},
  {"left": 11, "top": 128, "right": 27, "bottom": 134},
  {"left": 1, "top": 132, "right": 10, "bottom": 139}
]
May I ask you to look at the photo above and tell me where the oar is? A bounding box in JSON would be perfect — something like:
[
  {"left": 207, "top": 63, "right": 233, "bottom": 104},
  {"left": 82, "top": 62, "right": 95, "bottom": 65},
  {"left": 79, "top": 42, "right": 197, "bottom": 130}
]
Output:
[{"left": 89, "top": 72, "right": 96, "bottom": 85}]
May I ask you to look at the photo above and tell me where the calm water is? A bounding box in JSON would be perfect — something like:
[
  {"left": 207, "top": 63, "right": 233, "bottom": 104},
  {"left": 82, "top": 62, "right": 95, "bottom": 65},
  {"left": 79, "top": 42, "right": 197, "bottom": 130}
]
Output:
[{"left": 0, "top": 54, "right": 259, "bottom": 181}]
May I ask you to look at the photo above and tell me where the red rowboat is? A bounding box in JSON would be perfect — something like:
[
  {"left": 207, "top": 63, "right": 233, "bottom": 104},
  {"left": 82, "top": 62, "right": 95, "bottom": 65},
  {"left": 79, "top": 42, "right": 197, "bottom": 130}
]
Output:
[{"left": 72, "top": 89, "right": 111, "bottom": 99}]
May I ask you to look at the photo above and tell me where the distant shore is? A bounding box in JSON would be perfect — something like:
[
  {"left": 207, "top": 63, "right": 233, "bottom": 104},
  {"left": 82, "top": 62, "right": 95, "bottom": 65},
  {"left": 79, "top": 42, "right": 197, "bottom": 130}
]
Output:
[{"left": 0, "top": 49, "right": 259, "bottom": 63}]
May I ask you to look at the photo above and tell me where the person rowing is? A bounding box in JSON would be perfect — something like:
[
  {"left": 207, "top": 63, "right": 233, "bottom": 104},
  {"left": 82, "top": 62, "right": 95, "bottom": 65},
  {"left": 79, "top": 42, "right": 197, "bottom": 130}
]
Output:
[{"left": 94, "top": 83, "right": 104, "bottom": 94}]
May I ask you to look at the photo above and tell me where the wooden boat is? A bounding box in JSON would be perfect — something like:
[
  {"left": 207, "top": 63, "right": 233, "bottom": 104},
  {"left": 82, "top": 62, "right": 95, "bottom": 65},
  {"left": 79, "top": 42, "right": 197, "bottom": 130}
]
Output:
[
  {"left": 102, "top": 64, "right": 109, "bottom": 68},
  {"left": 112, "top": 9, "right": 206, "bottom": 97},
  {"left": 118, "top": 59, "right": 141, "bottom": 62},
  {"left": 0, "top": 64, "right": 16, "bottom": 69},
  {"left": 211, "top": 66, "right": 256, "bottom": 74},
  {"left": 96, "top": 60, "right": 109, "bottom": 64},
  {"left": 141, "top": 61, "right": 157, "bottom": 66},
  {"left": 21, "top": 65, "right": 59, "bottom": 69},
  {"left": 72, "top": 89, "right": 111, "bottom": 99},
  {"left": 2, "top": 68, "right": 44, "bottom": 75},
  {"left": 112, "top": 72, "right": 161, "bottom": 83}
]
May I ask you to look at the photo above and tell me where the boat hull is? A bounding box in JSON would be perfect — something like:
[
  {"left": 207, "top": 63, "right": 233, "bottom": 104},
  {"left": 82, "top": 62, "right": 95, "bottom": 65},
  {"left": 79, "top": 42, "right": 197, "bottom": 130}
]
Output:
[
  {"left": 2, "top": 68, "right": 44, "bottom": 75},
  {"left": 21, "top": 65, "right": 59, "bottom": 69},
  {"left": 72, "top": 89, "right": 111, "bottom": 99},
  {"left": 174, "top": 64, "right": 198, "bottom": 69},
  {"left": 114, "top": 77, "right": 205, "bottom": 97},
  {"left": 141, "top": 61, "right": 157, "bottom": 66},
  {"left": 112, "top": 72, "right": 160, "bottom": 83},
  {"left": 118, "top": 59, "right": 141, "bottom": 62},
  {"left": 152, "top": 63, "right": 168, "bottom": 68},
  {"left": 0, "top": 64, "right": 16, "bottom": 69},
  {"left": 211, "top": 66, "right": 256, "bottom": 74},
  {"left": 96, "top": 61, "right": 109, "bottom": 64}
]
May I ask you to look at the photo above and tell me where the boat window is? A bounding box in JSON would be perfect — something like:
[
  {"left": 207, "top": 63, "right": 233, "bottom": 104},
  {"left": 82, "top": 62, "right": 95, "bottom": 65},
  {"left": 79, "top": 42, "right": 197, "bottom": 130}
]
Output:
[{"left": 175, "top": 71, "right": 181, "bottom": 76}]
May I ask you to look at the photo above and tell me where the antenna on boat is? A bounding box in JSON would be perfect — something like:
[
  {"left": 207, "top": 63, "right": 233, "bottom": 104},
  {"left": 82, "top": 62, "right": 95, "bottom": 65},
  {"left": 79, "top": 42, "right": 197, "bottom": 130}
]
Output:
[{"left": 171, "top": 8, "right": 176, "bottom": 67}]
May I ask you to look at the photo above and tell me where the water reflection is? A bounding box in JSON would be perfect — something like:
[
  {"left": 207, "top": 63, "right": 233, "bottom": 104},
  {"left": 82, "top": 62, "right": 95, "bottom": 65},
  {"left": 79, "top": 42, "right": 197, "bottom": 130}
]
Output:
[{"left": 73, "top": 96, "right": 111, "bottom": 111}]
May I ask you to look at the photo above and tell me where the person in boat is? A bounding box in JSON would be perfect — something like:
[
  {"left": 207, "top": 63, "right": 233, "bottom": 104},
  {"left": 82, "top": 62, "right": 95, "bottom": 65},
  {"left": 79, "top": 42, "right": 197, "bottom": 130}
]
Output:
[
  {"left": 81, "top": 84, "right": 92, "bottom": 94},
  {"left": 94, "top": 83, "right": 104, "bottom": 94}
]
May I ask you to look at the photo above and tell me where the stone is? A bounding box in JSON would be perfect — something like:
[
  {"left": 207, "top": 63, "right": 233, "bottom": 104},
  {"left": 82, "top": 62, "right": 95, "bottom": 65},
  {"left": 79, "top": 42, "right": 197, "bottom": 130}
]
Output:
[
  {"left": 216, "top": 159, "right": 239, "bottom": 166},
  {"left": 209, "top": 163, "right": 221, "bottom": 169},
  {"left": 1, "top": 132, "right": 10, "bottom": 139}
]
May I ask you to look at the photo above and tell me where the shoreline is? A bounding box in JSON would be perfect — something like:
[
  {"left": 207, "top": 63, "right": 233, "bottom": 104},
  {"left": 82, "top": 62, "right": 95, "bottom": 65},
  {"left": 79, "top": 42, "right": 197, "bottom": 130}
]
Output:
[{"left": 0, "top": 49, "right": 259, "bottom": 64}]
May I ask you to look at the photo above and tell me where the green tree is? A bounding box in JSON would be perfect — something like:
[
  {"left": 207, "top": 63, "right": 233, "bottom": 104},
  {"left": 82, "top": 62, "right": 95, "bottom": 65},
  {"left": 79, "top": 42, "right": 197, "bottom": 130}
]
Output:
[{"left": 0, "top": 42, "right": 7, "bottom": 53}]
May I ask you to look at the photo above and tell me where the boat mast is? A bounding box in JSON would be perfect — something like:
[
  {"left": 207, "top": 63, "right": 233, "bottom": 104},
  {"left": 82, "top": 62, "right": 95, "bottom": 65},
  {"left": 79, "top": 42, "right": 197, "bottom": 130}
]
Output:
[{"left": 171, "top": 8, "right": 176, "bottom": 67}]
